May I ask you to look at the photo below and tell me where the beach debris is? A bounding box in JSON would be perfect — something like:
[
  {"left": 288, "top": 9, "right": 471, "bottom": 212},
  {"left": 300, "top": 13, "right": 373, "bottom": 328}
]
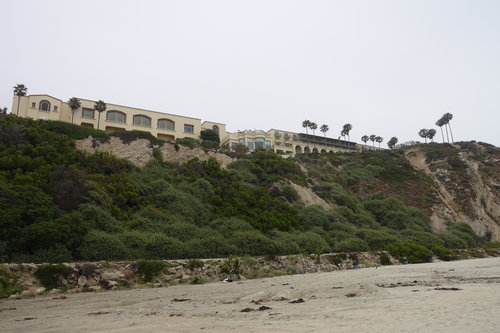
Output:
[
  {"left": 88, "top": 311, "right": 110, "bottom": 316},
  {"left": 52, "top": 295, "right": 67, "bottom": 300},
  {"left": 434, "top": 287, "right": 462, "bottom": 291},
  {"left": 172, "top": 298, "right": 191, "bottom": 302},
  {"left": 345, "top": 293, "right": 358, "bottom": 297},
  {"left": 0, "top": 307, "right": 16, "bottom": 312},
  {"left": 289, "top": 298, "right": 305, "bottom": 303},
  {"left": 241, "top": 306, "right": 272, "bottom": 312}
]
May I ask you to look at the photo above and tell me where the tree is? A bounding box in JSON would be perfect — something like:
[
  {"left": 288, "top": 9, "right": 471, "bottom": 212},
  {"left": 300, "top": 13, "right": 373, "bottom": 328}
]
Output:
[
  {"left": 437, "top": 115, "right": 450, "bottom": 143},
  {"left": 361, "top": 135, "right": 369, "bottom": 149},
  {"left": 94, "top": 100, "right": 107, "bottom": 130},
  {"left": 375, "top": 136, "right": 383, "bottom": 148},
  {"left": 418, "top": 129, "right": 429, "bottom": 143},
  {"left": 426, "top": 129, "right": 436, "bottom": 142},
  {"left": 435, "top": 117, "right": 446, "bottom": 143},
  {"left": 320, "top": 124, "right": 329, "bottom": 146},
  {"left": 443, "top": 113, "right": 454, "bottom": 143},
  {"left": 68, "top": 97, "right": 81, "bottom": 124},
  {"left": 0, "top": 107, "right": 7, "bottom": 114},
  {"left": 387, "top": 137, "right": 398, "bottom": 149},
  {"left": 369, "top": 134, "right": 376, "bottom": 147},
  {"left": 13, "top": 84, "right": 28, "bottom": 116},
  {"left": 200, "top": 129, "right": 220, "bottom": 150},
  {"left": 309, "top": 122, "right": 318, "bottom": 136},
  {"left": 342, "top": 124, "right": 352, "bottom": 141},
  {"left": 302, "top": 120, "right": 311, "bottom": 135}
]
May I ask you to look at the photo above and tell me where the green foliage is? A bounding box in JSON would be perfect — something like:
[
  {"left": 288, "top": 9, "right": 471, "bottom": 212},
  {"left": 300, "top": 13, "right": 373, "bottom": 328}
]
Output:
[
  {"left": 386, "top": 242, "right": 433, "bottom": 263},
  {"left": 428, "top": 243, "right": 454, "bottom": 261},
  {"left": 378, "top": 252, "right": 392, "bottom": 265},
  {"left": 298, "top": 205, "right": 329, "bottom": 230},
  {"left": 137, "top": 260, "right": 166, "bottom": 282},
  {"left": 175, "top": 137, "right": 200, "bottom": 148},
  {"left": 78, "top": 231, "right": 129, "bottom": 261},
  {"left": 34, "top": 264, "right": 72, "bottom": 290},
  {"left": 336, "top": 238, "right": 369, "bottom": 252},
  {"left": 220, "top": 257, "right": 241, "bottom": 276},
  {"left": 111, "top": 130, "right": 165, "bottom": 146},
  {"left": 39, "top": 120, "right": 110, "bottom": 140}
]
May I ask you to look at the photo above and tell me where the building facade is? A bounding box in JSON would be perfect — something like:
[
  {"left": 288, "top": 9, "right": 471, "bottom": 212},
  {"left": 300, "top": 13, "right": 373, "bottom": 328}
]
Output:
[
  {"left": 11, "top": 94, "right": 227, "bottom": 141},
  {"left": 12, "top": 94, "right": 358, "bottom": 156}
]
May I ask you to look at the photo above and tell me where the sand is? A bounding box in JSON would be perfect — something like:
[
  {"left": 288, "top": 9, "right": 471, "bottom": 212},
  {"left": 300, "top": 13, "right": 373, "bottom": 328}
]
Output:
[{"left": 1, "top": 257, "right": 499, "bottom": 333}]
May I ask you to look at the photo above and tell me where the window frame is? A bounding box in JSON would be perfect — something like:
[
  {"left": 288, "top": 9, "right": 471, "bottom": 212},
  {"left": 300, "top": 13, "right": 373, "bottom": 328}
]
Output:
[
  {"left": 39, "top": 100, "right": 51, "bottom": 112},
  {"left": 133, "top": 114, "right": 152, "bottom": 127},
  {"left": 183, "top": 124, "right": 194, "bottom": 134},
  {"left": 81, "top": 108, "right": 95, "bottom": 119},
  {"left": 158, "top": 118, "right": 175, "bottom": 131},
  {"left": 106, "top": 110, "right": 127, "bottom": 123}
]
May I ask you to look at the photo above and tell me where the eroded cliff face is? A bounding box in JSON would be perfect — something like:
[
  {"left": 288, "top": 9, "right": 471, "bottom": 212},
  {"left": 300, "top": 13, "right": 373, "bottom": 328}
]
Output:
[
  {"left": 75, "top": 137, "right": 234, "bottom": 168},
  {"left": 404, "top": 142, "right": 500, "bottom": 241}
]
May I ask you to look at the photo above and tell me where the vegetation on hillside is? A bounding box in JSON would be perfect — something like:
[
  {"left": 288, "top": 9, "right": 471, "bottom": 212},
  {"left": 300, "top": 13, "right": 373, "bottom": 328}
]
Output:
[{"left": 0, "top": 115, "right": 484, "bottom": 263}]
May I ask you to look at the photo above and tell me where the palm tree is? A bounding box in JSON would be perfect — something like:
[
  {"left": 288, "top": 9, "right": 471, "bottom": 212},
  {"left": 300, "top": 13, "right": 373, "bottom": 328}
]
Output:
[
  {"left": 302, "top": 120, "right": 311, "bottom": 135},
  {"left": 426, "top": 129, "right": 436, "bottom": 142},
  {"left": 94, "top": 100, "right": 107, "bottom": 130},
  {"left": 13, "top": 84, "right": 28, "bottom": 116},
  {"left": 309, "top": 122, "right": 318, "bottom": 136},
  {"left": 320, "top": 124, "right": 329, "bottom": 146},
  {"left": 68, "top": 97, "right": 81, "bottom": 124},
  {"left": 342, "top": 123, "right": 352, "bottom": 141},
  {"left": 387, "top": 137, "right": 398, "bottom": 149},
  {"left": 369, "top": 134, "right": 376, "bottom": 147},
  {"left": 0, "top": 107, "right": 7, "bottom": 114},
  {"left": 435, "top": 117, "right": 445, "bottom": 143},
  {"left": 418, "top": 129, "right": 428, "bottom": 143},
  {"left": 438, "top": 115, "right": 450, "bottom": 143},
  {"left": 375, "top": 136, "right": 383, "bottom": 148},
  {"left": 361, "top": 135, "right": 369, "bottom": 149},
  {"left": 443, "top": 112, "right": 454, "bottom": 143}
]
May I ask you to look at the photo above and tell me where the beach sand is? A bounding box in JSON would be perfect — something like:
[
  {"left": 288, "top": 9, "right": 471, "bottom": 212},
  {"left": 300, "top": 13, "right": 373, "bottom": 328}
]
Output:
[{"left": 1, "top": 257, "right": 499, "bottom": 332}]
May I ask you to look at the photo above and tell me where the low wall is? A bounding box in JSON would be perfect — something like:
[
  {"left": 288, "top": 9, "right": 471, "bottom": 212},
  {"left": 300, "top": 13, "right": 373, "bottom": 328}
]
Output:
[{"left": 2, "top": 248, "right": 499, "bottom": 299}]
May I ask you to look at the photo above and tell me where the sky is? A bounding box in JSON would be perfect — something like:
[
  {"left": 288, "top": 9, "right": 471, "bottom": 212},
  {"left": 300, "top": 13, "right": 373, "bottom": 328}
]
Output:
[{"left": 1, "top": 0, "right": 499, "bottom": 146}]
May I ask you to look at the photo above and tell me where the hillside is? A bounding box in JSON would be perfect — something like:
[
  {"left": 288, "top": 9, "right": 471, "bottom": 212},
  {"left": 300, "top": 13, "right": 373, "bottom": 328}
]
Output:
[{"left": 0, "top": 115, "right": 498, "bottom": 264}]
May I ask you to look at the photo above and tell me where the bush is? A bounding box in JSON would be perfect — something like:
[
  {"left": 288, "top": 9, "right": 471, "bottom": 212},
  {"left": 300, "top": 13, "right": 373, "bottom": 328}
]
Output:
[
  {"left": 78, "top": 231, "right": 129, "bottom": 261},
  {"left": 378, "top": 252, "right": 392, "bottom": 265},
  {"left": 336, "top": 238, "right": 369, "bottom": 252},
  {"left": 295, "top": 231, "right": 330, "bottom": 254},
  {"left": 34, "top": 264, "right": 72, "bottom": 290},
  {"left": 386, "top": 241, "right": 433, "bottom": 263},
  {"left": 298, "top": 206, "right": 329, "bottom": 230},
  {"left": 175, "top": 137, "right": 200, "bottom": 148},
  {"left": 137, "top": 260, "right": 166, "bottom": 282},
  {"left": 427, "top": 243, "right": 454, "bottom": 261},
  {"left": 144, "top": 234, "right": 183, "bottom": 259}
]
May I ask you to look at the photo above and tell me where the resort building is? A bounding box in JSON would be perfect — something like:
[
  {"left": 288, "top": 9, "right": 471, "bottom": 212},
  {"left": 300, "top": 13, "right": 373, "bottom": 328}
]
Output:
[
  {"left": 12, "top": 94, "right": 358, "bottom": 156},
  {"left": 11, "top": 94, "right": 227, "bottom": 142}
]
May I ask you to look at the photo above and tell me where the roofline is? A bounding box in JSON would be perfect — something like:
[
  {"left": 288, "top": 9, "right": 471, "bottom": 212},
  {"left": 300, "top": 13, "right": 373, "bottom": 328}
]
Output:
[
  {"left": 24, "top": 94, "right": 63, "bottom": 102},
  {"left": 76, "top": 97, "right": 201, "bottom": 121}
]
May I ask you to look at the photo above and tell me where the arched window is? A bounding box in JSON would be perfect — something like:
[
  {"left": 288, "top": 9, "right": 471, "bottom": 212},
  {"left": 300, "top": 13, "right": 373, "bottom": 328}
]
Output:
[
  {"left": 158, "top": 118, "right": 175, "bottom": 130},
  {"left": 212, "top": 125, "right": 219, "bottom": 134},
  {"left": 133, "top": 114, "right": 151, "bottom": 127},
  {"left": 106, "top": 110, "right": 126, "bottom": 123},
  {"left": 39, "top": 100, "right": 51, "bottom": 112}
]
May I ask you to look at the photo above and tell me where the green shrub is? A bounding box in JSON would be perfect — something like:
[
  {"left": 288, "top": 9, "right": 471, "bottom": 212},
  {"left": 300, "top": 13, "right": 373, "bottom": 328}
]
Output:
[
  {"left": 137, "top": 260, "right": 166, "bottom": 282},
  {"left": 336, "top": 238, "right": 369, "bottom": 252},
  {"left": 175, "top": 137, "right": 200, "bottom": 148},
  {"left": 386, "top": 241, "right": 433, "bottom": 263},
  {"left": 144, "top": 234, "right": 183, "bottom": 259},
  {"left": 482, "top": 242, "right": 500, "bottom": 249},
  {"left": 378, "top": 252, "right": 392, "bottom": 265},
  {"left": 0, "top": 266, "right": 22, "bottom": 298},
  {"left": 298, "top": 205, "right": 329, "bottom": 230},
  {"left": 220, "top": 257, "right": 241, "bottom": 276},
  {"left": 295, "top": 231, "right": 330, "bottom": 254},
  {"left": 111, "top": 130, "right": 164, "bottom": 146},
  {"left": 427, "top": 243, "right": 454, "bottom": 261},
  {"left": 34, "top": 264, "right": 72, "bottom": 290},
  {"left": 78, "top": 231, "right": 129, "bottom": 261}
]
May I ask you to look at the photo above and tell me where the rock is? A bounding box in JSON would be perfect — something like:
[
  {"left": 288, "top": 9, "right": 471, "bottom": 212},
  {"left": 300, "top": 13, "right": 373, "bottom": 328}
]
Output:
[
  {"left": 102, "top": 280, "right": 118, "bottom": 290},
  {"left": 80, "top": 264, "right": 98, "bottom": 277},
  {"left": 78, "top": 275, "right": 88, "bottom": 288},
  {"left": 175, "top": 268, "right": 184, "bottom": 279},
  {"left": 87, "top": 286, "right": 101, "bottom": 292},
  {"left": 21, "top": 290, "right": 33, "bottom": 296},
  {"left": 48, "top": 289, "right": 60, "bottom": 295},
  {"left": 101, "top": 271, "right": 119, "bottom": 281},
  {"left": 87, "top": 277, "right": 99, "bottom": 286},
  {"left": 181, "top": 274, "right": 191, "bottom": 280},
  {"left": 35, "top": 287, "right": 46, "bottom": 294},
  {"left": 167, "top": 267, "right": 177, "bottom": 274}
]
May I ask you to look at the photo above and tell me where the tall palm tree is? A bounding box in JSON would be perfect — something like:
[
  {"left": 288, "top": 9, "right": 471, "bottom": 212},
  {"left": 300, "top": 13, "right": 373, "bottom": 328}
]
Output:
[
  {"left": 426, "top": 129, "right": 436, "bottom": 142},
  {"left": 320, "top": 124, "right": 329, "bottom": 146},
  {"left": 375, "top": 136, "right": 383, "bottom": 148},
  {"left": 0, "top": 107, "right": 7, "bottom": 114},
  {"left": 13, "top": 84, "right": 28, "bottom": 116},
  {"left": 418, "top": 129, "right": 428, "bottom": 143},
  {"left": 438, "top": 114, "right": 450, "bottom": 143},
  {"left": 361, "top": 135, "right": 369, "bottom": 149},
  {"left": 309, "top": 122, "right": 318, "bottom": 136},
  {"left": 94, "top": 100, "right": 107, "bottom": 130},
  {"left": 342, "top": 123, "right": 352, "bottom": 141},
  {"left": 443, "top": 112, "right": 454, "bottom": 143},
  {"left": 435, "top": 118, "right": 445, "bottom": 143},
  {"left": 68, "top": 97, "right": 81, "bottom": 124},
  {"left": 369, "top": 134, "right": 376, "bottom": 147},
  {"left": 387, "top": 137, "right": 398, "bottom": 149},
  {"left": 302, "top": 120, "right": 311, "bottom": 135}
]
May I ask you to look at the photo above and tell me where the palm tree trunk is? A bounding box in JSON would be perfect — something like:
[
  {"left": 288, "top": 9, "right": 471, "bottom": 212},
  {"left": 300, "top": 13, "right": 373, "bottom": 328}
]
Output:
[
  {"left": 97, "top": 113, "right": 101, "bottom": 130},
  {"left": 448, "top": 123, "right": 454, "bottom": 143},
  {"left": 71, "top": 110, "right": 75, "bottom": 124},
  {"left": 444, "top": 125, "right": 449, "bottom": 143},
  {"left": 439, "top": 126, "right": 444, "bottom": 143}
]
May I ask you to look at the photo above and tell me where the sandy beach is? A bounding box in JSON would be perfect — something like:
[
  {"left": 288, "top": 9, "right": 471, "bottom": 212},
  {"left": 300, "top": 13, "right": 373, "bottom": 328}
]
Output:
[{"left": 1, "top": 257, "right": 499, "bottom": 333}]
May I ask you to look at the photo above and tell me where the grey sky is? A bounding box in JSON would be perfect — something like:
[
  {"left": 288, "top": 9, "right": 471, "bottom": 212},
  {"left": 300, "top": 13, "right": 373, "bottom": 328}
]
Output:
[{"left": 1, "top": 0, "right": 499, "bottom": 146}]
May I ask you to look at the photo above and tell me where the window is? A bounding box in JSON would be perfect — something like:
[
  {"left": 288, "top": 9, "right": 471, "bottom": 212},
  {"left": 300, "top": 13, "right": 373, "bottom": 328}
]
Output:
[
  {"left": 212, "top": 125, "right": 219, "bottom": 134},
  {"left": 106, "top": 110, "right": 126, "bottom": 123},
  {"left": 247, "top": 138, "right": 255, "bottom": 150},
  {"left": 53, "top": 106, "right": 58, "bottom": 112},
  {"left": 39, "top": 100, "right": 51, "bottom": 112},
  {"left": 133, "top": 115, "right": 151, "bottom": 127},
  {"left": 31, "top": 102, "right": 36, "bottom": 108},
  {"left": 82, "top": 108, "right": 95, "bottom": 118},
  {"left": 255, "top": 137, "right": 265, "bottom": 149},
  {"left": 238, "top": 138, "right": 245, "bottom": 145},
  {"left": 184, "top": 124, "right": 194, "bottom": 133},
  {"left": 158, "top": 118, "right": 175, "bottom": 130}
]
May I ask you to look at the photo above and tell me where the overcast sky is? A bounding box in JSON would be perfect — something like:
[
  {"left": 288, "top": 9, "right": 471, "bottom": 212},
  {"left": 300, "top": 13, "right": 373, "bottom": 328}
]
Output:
[{"left": 1, "top": 0, "right": 499, "bottom": 146}]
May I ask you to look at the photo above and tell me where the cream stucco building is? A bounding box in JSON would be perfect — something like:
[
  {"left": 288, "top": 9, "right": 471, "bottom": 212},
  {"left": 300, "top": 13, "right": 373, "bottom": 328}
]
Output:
[
  {"left": 11, "top": 94, "right": 226, "bottom": 141},
  {"left": 12, "top": 94, "right": 359, "bottom": 156}
]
